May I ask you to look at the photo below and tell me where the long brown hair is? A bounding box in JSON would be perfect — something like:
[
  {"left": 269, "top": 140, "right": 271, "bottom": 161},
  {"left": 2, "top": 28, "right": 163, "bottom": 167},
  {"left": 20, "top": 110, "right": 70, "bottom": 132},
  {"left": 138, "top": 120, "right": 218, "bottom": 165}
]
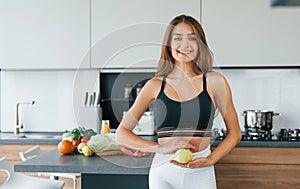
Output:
[{"left": 156, "top": 15, "right": 213, "bottom": 77}]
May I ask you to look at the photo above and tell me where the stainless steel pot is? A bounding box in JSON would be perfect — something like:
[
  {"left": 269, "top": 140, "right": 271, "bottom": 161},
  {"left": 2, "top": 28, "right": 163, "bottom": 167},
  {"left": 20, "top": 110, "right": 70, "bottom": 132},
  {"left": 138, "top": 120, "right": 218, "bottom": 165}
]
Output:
[{"left": 242, "top": 110, "right": 280, "bottom": 130}]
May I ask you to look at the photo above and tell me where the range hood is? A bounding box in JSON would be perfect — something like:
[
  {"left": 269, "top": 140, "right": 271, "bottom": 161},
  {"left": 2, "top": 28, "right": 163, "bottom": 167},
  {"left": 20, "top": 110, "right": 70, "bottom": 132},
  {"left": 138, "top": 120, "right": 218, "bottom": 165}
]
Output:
[{"left": 271, "top": 0, "right": 300, "bottom": 6}]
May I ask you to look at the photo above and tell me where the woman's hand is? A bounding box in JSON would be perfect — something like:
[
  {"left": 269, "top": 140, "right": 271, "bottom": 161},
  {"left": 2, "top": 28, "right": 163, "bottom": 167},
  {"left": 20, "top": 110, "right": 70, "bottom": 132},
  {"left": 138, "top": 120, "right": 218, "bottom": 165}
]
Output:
[
  {"left": 120, "top": 147, "right": 152, "bottom": 157},
  {"left": 156, "top": 138, "right": 198, "bottom": 154},
  {"left": 170, "top": 156, "right": 215, "bottom": 168},
  {"left": 119, "top": 138, "right": 198, "bottom": 157}
]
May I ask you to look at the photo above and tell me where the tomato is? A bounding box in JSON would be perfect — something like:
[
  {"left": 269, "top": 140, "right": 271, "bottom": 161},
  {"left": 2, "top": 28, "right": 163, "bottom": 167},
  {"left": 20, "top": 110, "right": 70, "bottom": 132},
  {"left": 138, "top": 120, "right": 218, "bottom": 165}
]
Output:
[
  {"left": 72, "top": 140, "right": 81, "bottom": 147},
  {"left": 81, "top": 137, "right": 89, "bottom": 143},
  {"left": 57, "top": 140, "right": 74, "bottom": 155}
]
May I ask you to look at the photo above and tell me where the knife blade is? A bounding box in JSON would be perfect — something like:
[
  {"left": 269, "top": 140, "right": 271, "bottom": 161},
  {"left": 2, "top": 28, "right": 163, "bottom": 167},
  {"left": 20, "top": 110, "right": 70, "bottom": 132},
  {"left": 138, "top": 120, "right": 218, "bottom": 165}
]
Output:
[{"left": 95, "top": 92, "right": 101, "bottom": 107}]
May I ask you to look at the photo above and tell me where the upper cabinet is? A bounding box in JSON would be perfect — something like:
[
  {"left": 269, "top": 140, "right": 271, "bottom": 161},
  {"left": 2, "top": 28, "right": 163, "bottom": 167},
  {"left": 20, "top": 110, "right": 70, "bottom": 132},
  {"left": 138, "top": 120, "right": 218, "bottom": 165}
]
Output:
[
  {"left": 2, "top": 1, "right": 300, "bottom": 69},
  {"left": 202, "top": 0, "right": 300, "bottom": 67},
  {"left": 0, "top": 0, "right": 90, "bottom": 69},
  {"left": 91, "top": 0, "right": 201, "bottom": 68}
]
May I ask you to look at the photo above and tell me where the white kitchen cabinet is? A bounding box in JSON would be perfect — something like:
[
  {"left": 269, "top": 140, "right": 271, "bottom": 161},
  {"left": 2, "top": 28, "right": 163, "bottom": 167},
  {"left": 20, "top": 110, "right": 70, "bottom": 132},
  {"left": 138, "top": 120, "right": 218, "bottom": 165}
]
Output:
[
  {"left": 202, "top": 0, "right": 300, "bottom": 67},
  {"left": 91, "top": 0, "right": 201, "bottom": 68},
  {"left": 0, "top": 0, "right": 90, "bottom": 69}
]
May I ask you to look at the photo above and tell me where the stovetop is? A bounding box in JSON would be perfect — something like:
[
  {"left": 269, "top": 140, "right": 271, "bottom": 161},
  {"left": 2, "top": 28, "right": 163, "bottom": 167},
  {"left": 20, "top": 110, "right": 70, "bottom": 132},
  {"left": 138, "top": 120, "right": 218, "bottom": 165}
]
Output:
[{"left": 213, "top": 128, "right": 300, "bottom": 141}]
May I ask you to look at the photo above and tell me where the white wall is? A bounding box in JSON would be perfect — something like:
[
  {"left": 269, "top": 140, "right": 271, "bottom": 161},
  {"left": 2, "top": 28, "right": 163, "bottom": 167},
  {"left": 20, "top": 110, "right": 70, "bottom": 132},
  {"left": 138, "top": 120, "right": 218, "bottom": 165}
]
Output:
[
  {"left": 0, "top": 70, "right": 100, "bottom": 132},
  {"left": 213, "top": 68, "right": 300, "bottom": 131}
]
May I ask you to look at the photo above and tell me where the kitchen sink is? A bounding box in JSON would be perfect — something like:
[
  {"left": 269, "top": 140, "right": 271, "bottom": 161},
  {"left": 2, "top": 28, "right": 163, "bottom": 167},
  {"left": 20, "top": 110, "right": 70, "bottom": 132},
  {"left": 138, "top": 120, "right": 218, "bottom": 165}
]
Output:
[{"left": 2, "top": 133, "right": 62, "bottom": 139}]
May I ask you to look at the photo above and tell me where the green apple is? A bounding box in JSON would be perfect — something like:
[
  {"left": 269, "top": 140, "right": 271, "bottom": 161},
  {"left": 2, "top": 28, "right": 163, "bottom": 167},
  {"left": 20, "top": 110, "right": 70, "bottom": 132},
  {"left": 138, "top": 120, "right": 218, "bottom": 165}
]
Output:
[
  {"left": 82, "top": 145, "right": 94, "bottom": 157},
  {"left": 174, "top": 148, "right": 193, "bottom": 164},
  {"left": 77, "top": 142, "right": 88, "bottom": 154}
]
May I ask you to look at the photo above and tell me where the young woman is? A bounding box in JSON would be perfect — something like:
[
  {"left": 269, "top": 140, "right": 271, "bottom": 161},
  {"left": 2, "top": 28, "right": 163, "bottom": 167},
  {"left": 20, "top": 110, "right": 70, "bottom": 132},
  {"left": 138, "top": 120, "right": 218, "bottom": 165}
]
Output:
[{"left": 115, "top": 15, "right": 242, "bottom": 189}]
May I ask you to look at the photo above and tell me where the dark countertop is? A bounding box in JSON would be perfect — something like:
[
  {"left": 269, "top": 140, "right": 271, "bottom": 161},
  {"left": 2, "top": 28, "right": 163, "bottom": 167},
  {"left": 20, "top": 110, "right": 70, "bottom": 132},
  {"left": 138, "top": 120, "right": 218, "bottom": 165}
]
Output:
[{"left": 15, "top": 149, "right": 153, "bottom": 175}]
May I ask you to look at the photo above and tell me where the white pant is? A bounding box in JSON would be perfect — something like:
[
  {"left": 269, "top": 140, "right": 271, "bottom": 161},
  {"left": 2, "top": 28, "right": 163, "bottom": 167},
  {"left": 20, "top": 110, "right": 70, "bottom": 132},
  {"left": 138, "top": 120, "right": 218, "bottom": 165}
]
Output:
[{"left": 149, "top": 146, "right": 217, "bottom": 189}]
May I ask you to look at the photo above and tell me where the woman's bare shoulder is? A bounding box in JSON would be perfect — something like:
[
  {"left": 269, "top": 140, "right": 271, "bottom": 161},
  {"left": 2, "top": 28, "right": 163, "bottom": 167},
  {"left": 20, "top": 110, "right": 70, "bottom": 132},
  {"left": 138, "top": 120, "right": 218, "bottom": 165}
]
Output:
[
  {"left": 206, "top": 71, "right": 232, "bottom": 98},
  {"left": 206, "top": 71, "right": 224, "bottom": 78},
  {"left": 206, "top": 71, "right": 227, "bottom": 86},
  {"left": 145, "top": 76, "right": 163, "bottom": 86},
  {"left": 141, "top": 76, "right": 163, "bottom": 95}
]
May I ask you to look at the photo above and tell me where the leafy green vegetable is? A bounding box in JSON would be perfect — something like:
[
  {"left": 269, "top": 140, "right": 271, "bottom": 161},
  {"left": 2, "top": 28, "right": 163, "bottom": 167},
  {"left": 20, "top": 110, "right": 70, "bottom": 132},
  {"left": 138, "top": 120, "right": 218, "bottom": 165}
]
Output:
[
  {"left": 64, "top": 127, "right": 97, "bottom": 141},
  {"left": 87, "top": 133, "right": 121, "bottom": 152},
  {"left": 82, "top": 129, "right": 97, "bottom": 139}
]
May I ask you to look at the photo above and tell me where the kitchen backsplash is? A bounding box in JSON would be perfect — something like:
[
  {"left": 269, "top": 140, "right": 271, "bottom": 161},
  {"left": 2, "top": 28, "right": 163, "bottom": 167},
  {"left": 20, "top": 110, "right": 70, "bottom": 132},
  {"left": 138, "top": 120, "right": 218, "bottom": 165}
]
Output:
[
  {"left": 213, "top": 68, "right": 300, "bottom": 131},
  {"left": 0, "top": 70, "right": 100, "bottom": 132},
  {"left": 0, "top": 68, "right": 299, "bottom": 132}
]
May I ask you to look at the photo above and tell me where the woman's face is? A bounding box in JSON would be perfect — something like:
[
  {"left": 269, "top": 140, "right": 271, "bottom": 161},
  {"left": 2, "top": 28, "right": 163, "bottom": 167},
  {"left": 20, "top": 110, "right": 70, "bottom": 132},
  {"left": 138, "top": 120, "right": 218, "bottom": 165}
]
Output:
[{"left": 170, "top": 22, "right": 199, "bottom": 64}]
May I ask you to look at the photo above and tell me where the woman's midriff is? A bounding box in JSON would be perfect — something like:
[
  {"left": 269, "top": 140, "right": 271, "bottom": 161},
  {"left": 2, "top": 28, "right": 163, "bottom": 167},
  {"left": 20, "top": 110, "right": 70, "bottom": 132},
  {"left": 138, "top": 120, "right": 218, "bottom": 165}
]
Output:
[{"left": 158, "top": 137, "right": 211, "bottom": 153}]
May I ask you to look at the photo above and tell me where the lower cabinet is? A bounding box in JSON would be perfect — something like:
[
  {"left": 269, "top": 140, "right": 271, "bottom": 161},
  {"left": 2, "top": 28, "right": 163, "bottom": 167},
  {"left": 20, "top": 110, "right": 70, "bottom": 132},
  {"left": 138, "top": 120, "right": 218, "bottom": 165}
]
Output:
[
  {"left": 0, "top": 144, "right": 80, "bottom": 189},
  {"left": 214, "top": 147, "right": 300, "bottom": 189}
]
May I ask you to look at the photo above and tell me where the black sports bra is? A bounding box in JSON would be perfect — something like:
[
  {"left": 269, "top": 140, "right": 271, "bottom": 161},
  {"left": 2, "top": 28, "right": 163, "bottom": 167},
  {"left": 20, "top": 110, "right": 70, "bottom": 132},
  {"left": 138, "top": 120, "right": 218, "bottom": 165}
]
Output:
[{"left": 153, "top": 75, "right": 215, "bottom": 138}]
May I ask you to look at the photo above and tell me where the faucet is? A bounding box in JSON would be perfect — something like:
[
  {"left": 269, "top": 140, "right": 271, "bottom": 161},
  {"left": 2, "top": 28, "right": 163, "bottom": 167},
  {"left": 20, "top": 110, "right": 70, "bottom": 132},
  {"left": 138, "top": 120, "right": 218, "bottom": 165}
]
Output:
[{"left": 15, "top": 101, "right": 35, "bottom": 135}]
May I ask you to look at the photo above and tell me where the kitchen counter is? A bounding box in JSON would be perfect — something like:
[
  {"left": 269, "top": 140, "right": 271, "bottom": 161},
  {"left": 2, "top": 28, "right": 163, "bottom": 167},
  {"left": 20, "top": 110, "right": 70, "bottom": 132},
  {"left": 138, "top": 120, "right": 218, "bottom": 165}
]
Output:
[
  {"left": 14, "top": 139, "right": 300, "bottom": 189},
  {"left": 15, "top": 144, "right": 300, "bottom": 189},
  {"left": 15, "top": 149, "right": 153, "bottom": 188},
  {"left": 15, "top": 149, "right": 153, "bottom": 175}
]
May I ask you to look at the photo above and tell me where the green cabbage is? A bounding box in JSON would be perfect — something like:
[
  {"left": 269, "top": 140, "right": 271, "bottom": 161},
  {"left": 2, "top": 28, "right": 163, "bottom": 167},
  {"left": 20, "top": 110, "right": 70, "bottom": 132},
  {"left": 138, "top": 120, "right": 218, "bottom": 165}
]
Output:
[{"left": 87, "top": 133, "right": 121, "bottom": 152}]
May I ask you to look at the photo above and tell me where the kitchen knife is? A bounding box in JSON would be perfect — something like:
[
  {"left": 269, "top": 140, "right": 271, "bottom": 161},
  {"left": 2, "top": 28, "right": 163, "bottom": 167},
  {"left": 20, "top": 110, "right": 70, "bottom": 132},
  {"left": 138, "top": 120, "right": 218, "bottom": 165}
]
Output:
[
  {"left": 84, "top": 92, "right": 89, "bottom": 106},
  {"left": 89, "top": 94, "right": 93, "bottom": 107},
  {"left": 92, "top": 92, "right": 96, "bottom": 106},
  {"left": 95, "top": 92, "right": 100, "bottom": 107}
]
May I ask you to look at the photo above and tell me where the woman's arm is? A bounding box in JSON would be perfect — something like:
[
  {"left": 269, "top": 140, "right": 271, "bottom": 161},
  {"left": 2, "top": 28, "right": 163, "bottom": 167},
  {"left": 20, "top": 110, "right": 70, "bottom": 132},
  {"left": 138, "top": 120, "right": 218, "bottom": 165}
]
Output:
[
  {"left": 115, "top": 78, "right": 198, "bottom": 154},
  {"left": 186, "top": 72, "right": 242, "bottom": 168},
  {"left": 115, "top": 79, "right": 159, "bottom": 152}
]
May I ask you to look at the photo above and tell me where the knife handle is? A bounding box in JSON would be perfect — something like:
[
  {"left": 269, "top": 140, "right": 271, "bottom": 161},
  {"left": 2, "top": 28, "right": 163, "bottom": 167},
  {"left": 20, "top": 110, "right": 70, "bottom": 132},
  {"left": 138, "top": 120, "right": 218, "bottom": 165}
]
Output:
[
  {"left": 84, "top": 92, "right": 89, "bottom": 106},
  {"left": 92, "top": 92, "right": 96, "bottom": 106},
  {"left": 89, "top": 94, "right": 93, "bottom": 107}
]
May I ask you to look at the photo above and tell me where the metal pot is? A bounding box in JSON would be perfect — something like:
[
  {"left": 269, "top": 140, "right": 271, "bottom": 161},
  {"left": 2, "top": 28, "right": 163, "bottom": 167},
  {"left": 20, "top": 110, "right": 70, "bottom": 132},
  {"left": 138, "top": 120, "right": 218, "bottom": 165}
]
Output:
[{"left": 242, "top": 110, "right": 280, "bottom": 130}]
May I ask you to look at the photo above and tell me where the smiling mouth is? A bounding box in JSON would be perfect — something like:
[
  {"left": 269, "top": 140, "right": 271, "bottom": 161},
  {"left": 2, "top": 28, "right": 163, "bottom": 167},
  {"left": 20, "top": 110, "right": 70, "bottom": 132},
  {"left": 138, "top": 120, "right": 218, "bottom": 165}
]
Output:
[{"left": 177, "top": 49, "right": 193, "bottom": 55}]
